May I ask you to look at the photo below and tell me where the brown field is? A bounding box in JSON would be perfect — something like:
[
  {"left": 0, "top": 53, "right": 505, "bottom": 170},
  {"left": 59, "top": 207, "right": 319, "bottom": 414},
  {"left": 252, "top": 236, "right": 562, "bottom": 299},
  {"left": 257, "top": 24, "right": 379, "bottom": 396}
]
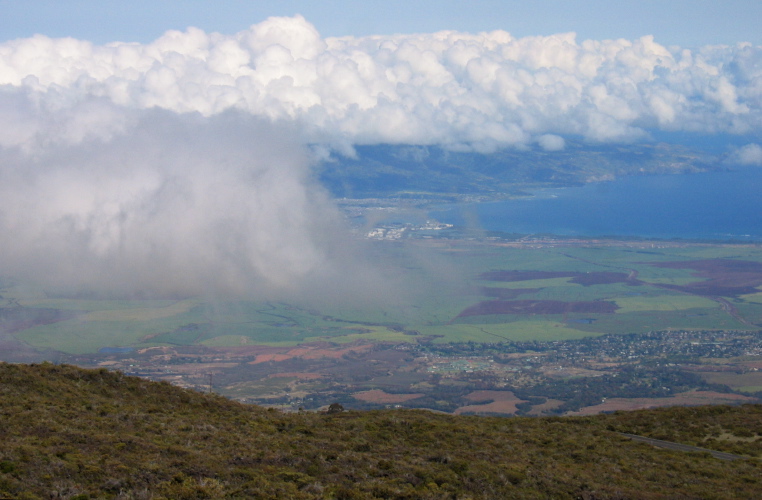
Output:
[
  {"left": 739, "top": 360, "right": 762, "bottom": 370},
  {"left": 457, "top": 300, "right": 619, "bottom": 317},
  {"left": 567, "top": 391, "right": 757, "bottom": 416},
  {"left": 353, "top": 389, "right": 425, "bottom": 404},
  {"left": 527, "top": 398, "right": 564, "bottom": 415},
  {"left": 454, "top": 390, "right": 527, "bottom": 415},
  {"left": 249, "top": 353, "right": 293, "bottom": 364},
  {"left": 650, "top": 259, "right": 762, "bottom": 297},
  {"left": 541, "top": 366, "right": 608, "bottom": 378},
  {"left": 170, "top": 363, "right": 240, "bottom": 373},
  {"left": 246, "top": 343, "right": 373, "bottom": 364}
]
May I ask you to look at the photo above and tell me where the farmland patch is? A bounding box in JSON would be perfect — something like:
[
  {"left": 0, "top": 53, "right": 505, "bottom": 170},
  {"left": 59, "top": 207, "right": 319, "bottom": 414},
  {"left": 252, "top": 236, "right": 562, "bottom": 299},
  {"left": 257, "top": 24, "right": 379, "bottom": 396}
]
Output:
[
  {"left": 567, "top": 391, "right": 757, "bottom": 416},
  {"left": 650, "top": 259, "right": 762, "bottom": 297},
  {"left": 614, "top": 295, "right": 718, "bottom": 313},
  {"left": 454, "top": 390, "right": 527, "bottom": 415},
  {"left": 353, "top": 390, "right": 425, "bottom": 404}
]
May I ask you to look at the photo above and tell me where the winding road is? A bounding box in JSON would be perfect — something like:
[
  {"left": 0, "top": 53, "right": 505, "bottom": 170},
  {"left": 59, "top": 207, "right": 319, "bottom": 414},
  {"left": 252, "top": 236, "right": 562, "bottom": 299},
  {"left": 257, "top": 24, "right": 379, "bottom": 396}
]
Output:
[{"left": 618, "top": 433, "right": 748, "bottom": 461}]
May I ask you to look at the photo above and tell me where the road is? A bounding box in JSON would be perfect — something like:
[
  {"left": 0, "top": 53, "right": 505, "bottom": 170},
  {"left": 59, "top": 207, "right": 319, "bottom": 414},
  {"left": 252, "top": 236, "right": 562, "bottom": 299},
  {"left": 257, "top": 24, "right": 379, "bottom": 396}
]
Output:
[{"left": 618, "top": 433, "right": 748, "bottom": 461}]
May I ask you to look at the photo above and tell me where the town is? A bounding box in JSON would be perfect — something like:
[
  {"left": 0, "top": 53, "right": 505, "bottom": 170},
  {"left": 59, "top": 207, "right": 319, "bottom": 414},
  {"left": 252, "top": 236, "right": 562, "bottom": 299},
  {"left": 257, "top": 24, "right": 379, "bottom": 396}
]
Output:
[{"left": 69, "top": 327, "right": 762, "bottom": 416}]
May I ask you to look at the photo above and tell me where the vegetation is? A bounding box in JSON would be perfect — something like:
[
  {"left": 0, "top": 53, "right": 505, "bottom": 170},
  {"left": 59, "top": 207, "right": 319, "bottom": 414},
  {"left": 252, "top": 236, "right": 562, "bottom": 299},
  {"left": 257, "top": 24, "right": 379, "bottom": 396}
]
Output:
[
  {"left": 1, "top": 362, "right": 762, "bottom": 499},
  {"left": 319, "top": 142, "right": 717, "bottom": 199},
  {"left": 8, "top": 243, "right": 762, "bottom": 357}
]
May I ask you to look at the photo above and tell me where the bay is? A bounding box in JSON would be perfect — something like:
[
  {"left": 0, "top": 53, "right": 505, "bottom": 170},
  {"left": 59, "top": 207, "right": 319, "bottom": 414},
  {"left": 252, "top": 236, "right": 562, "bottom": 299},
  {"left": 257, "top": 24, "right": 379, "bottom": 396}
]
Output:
[{"left": 430, "top": 168, "right": 762, "bottom": 241}]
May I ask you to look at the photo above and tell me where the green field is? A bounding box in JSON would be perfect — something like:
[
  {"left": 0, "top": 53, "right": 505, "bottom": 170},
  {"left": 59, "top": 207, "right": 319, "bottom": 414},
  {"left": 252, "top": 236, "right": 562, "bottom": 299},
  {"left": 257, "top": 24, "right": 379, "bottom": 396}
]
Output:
[{"left": 5, "top": 242, "right": 762, "bottom": 354}]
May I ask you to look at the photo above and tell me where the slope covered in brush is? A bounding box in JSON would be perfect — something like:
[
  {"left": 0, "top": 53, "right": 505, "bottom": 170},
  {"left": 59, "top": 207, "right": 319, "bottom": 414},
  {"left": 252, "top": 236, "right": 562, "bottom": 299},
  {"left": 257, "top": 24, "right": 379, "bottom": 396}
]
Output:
[{"left": 0, "top": 362, "right": 760, "bottom": 499}]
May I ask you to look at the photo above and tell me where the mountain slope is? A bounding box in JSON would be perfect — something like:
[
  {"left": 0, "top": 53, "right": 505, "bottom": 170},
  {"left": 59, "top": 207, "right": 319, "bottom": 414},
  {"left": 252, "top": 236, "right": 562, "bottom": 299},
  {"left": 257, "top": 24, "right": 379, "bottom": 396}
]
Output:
[
  {"left": 318, "top": 142, "right": 717, "bottom": 200},
  {"left": 0, "top": 362, "right": 760, "bottom": 499}
]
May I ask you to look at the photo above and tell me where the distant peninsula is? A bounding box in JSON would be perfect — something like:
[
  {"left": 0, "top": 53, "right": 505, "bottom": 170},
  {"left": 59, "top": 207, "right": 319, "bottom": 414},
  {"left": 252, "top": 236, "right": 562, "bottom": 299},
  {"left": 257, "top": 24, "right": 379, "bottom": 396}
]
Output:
[{"left": 319, "top": 141, "right": 718, "bottom": 203}]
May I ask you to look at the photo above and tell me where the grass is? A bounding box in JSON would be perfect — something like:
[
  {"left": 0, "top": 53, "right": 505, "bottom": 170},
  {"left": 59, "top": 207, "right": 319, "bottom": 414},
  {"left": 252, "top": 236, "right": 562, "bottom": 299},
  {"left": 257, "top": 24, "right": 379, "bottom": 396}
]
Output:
[
  {"left": 739, "top": 292, "right": 762, "bottom": 303},
  {"left": 614, "top": 294, "right": 718, "bottom": 313},
  {"left": 636, "top": 273, "right": 703, "bottom": 285},
  {"left": 573, "top": 308, "right": 752, "bottom": 334},
  {"left": 8, "top": 243, "right": 762, "bottom": 354},
  {"left": 668, "top": 246, "right": 762, "bottom": 260},
  {"left": 15, "top": 312, "right": 205, "bottom": 354},
  {"left": 731, "top": 302, "right": 762, "bottom": 325},
  {"left": 417, "top": 320, "right": 596, "bottom": 343},
  {"left": 309, "top": 326, "right": 415, "bottom": 344},
  {"left": 477, "top": 277, "right": 576, "bottom": 288},
  {"left": 81, "top": 299, "right": 199, "bottom": 321},
  {"left": 201, "top": 335, "right": 257, "bottom": 347},
  {"left": 18, "top": 298, "right": 179, "bottom": 311}
]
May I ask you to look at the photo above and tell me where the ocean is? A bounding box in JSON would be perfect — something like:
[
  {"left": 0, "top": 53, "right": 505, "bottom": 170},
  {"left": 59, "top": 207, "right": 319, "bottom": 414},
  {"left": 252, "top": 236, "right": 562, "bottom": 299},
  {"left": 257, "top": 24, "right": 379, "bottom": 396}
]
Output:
[{"left": 430, "top": 167, "right": 762, "bottom": 242}]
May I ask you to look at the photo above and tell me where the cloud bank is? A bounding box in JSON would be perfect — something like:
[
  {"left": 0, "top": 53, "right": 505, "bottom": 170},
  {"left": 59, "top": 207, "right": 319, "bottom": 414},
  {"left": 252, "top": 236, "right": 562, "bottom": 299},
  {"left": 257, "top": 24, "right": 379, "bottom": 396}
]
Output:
[
  {"left": 0, "top": 16, "right": 760, "bottom": 298},
  {"left": 1, "top": 15, "right": 760, "bottom": 152},
  {"left": 0, "top": 102, "right": 378, "bottom": 299}
]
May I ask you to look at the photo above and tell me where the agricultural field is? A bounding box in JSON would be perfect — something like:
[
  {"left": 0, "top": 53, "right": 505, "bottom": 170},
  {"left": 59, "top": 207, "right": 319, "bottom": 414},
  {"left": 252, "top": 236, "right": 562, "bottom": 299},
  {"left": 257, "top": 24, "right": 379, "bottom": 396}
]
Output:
[
  {"left": 2, "top": 238, "right": 762, "bottom": 412},
  {"left": 5, "top": 240, "right": 762, "bottom": 355}
]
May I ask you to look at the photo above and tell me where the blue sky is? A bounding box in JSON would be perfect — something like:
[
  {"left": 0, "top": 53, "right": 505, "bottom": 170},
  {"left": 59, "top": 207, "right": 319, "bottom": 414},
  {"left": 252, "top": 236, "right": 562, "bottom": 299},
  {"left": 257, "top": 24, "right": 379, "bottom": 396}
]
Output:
[{"left": 1, "top": 0, "right": 760, "bottom": 47}]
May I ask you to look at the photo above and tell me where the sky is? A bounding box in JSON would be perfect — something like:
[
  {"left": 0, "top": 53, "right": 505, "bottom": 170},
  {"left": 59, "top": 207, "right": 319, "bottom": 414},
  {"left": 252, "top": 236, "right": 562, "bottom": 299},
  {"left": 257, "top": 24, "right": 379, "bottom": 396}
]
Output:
[
  {"left": 0, "top": 1, "right": 759, "bottom": 300},
  {"left": 1, "top": 0, "right": 761, "bottom": 48}
]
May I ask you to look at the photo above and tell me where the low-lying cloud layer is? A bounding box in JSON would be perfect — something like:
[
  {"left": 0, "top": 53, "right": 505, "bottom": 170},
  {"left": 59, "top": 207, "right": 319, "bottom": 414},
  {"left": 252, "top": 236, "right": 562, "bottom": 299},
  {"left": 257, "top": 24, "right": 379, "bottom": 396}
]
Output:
[
  {"left": 1, "top": 15, "right": 760, "bottom": 151},
  {"left": 0, "top": 16, "right": 759, "bottom": 298}
]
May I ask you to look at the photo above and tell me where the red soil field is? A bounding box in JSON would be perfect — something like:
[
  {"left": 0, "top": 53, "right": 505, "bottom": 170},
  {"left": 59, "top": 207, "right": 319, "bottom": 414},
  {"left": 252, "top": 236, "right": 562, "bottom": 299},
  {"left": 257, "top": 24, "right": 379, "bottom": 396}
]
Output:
[
  {"left": 566, "top": 391, "right": 757, "bottom": 416},
  {"left": 353, "top": 389, "right": 425, "bottom": 404},
  {"left": 454, "top": 390, "right": 527, "bottom": 415},
  {"left": 247, "top": 343, "right": 373, "bottom": 364}
]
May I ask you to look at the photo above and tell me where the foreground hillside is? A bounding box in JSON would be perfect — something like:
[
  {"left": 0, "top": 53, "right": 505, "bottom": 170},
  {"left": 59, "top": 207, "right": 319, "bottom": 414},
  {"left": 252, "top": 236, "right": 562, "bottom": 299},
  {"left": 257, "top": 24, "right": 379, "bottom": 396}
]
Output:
[{"left": 1, "top": 363, "right": 761, "bottom": 499}]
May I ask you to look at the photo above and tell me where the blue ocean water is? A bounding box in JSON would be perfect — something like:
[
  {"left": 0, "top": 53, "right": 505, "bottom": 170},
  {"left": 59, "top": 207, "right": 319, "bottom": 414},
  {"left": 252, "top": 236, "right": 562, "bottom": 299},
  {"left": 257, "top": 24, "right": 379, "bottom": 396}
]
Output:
[{"left": 430, "top": 168, "right": 762, "bottom": 241}]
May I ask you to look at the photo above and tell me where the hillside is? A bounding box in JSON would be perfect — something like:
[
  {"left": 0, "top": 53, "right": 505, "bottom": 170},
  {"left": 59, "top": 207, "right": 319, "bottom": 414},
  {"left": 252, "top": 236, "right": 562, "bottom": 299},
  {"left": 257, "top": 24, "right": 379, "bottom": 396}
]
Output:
[
  {"left": 318, "top": 142, "right": 717, "bottom": 200},
  {"left": 1, "top": 363, "right": 761, "bottom": 499}
]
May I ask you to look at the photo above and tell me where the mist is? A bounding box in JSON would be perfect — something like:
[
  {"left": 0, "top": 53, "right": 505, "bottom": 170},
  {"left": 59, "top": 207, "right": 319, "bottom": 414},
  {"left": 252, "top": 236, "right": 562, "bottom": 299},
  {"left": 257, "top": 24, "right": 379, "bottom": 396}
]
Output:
[{"left": 0, "top": 96, "right": 402, "bottom": 303}]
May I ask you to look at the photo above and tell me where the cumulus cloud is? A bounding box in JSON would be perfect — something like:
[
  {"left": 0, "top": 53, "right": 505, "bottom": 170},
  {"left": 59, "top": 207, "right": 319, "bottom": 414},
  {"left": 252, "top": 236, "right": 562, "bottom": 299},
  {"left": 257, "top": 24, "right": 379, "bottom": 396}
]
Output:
[
  {"left": 1, "top": 15, "right": 760, "bottom": 150},
  {"left": 537, "top": 134, "right": 565, "bottom": 151}
]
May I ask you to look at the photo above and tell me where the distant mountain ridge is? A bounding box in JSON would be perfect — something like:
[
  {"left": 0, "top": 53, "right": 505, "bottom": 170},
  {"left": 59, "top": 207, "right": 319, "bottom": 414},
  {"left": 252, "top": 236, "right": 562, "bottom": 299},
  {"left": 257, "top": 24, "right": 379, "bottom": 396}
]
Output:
[{"left": 318, "top": 142, "right": 718, "bottom": 200}]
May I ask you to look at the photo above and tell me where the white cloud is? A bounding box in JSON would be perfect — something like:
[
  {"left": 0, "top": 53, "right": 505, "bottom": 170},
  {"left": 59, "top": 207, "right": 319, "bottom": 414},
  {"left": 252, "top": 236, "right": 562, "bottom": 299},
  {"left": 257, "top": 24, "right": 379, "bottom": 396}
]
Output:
[
  {"left": 0, "top": 16, "right": 759, "bottom": 151},
  {"left": 537, "top": 134, "right": 565, "bottom": 151},
  {"left": 0, "top": 97, "right": 393, "bottom": 301},
  {"left": 730, "top": 143, "right": 762, "bottom": 165}
]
